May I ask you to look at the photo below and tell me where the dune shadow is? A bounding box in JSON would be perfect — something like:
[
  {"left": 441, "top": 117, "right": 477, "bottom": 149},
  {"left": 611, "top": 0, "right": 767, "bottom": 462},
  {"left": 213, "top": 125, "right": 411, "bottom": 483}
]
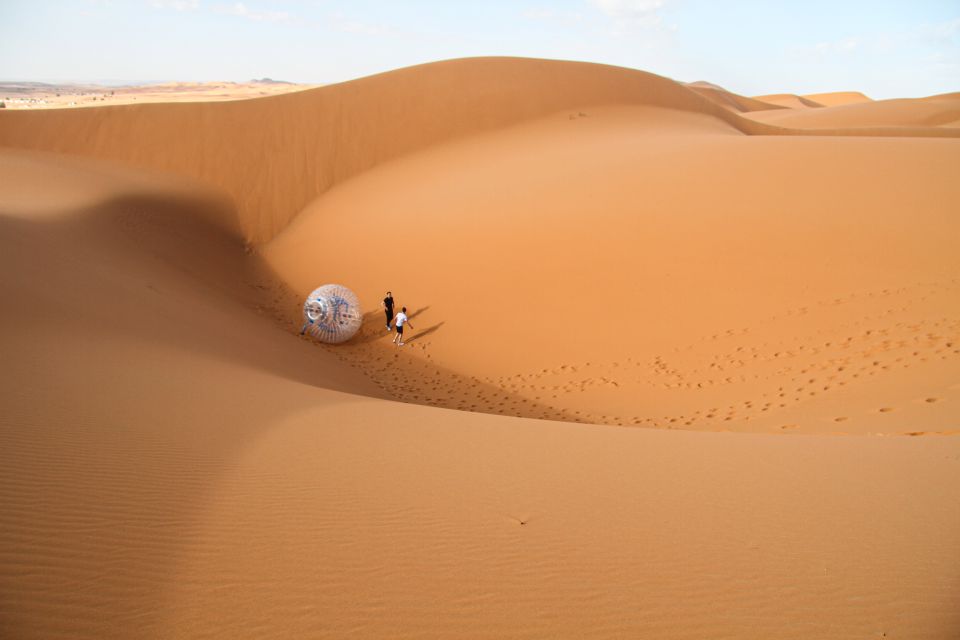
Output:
[
  {"left": 0, "top": 187, "right": 402, "bottom": 637},
  {"left": 0, "top": 184, "right": 588, "bottom": 638}
]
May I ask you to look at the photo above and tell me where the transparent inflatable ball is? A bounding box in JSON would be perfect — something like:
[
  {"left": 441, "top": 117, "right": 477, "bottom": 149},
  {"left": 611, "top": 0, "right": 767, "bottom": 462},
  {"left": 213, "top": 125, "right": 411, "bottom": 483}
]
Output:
[{"left": 301, "top": 284, "right": 362, "bottom": 344}]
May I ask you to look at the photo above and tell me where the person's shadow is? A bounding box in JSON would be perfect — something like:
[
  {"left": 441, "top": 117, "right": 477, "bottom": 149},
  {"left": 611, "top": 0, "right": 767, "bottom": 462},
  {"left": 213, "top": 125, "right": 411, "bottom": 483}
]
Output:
[
  {"left": 406, "top": 321, "right": 444, "bottom": 344},
  {"left": 405, "top": 306, "right": 429, "bottom": 321}
]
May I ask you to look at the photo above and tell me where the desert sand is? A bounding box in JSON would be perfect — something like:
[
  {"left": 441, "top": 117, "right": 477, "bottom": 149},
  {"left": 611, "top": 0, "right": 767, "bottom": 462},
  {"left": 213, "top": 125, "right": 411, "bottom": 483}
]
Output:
[
  {"left": 753, "top": 92, "right": 827, "bottom": 109},
  {"left": 743, "top": 93, "right": 960, "bottom": 130},
  {"left": 804, "top": 91, "right": 874, "bottom": 107},
  {"left": 1, "top": 57, "right": 959, "bottom": 638},
  {"left": 684, "top": 80, "right": 788, "bottom": 113}
]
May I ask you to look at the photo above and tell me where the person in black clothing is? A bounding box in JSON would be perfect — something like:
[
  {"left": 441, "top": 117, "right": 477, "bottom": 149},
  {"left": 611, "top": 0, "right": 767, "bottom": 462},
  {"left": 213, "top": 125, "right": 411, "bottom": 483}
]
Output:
[{"left": 382, "top": 291, "right": 394, "bottom": 331}]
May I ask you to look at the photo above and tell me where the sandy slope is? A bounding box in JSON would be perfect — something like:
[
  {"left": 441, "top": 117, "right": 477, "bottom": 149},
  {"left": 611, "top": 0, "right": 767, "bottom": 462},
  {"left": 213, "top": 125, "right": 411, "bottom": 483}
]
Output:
[
  {"left": 0, "top": 150, "right": 383, "bottom": 636},
  {"left": 685, "top": 81, "right": 787, "bottom": 112},
  {"left": 2, "top": 149, "right": 959, "bottom": 640},
  {"left": 2, "top": 58, "right": 960, "bottom": 638},
  {"left": 264, "top": 104, "right": 960, "bottom": 434}
]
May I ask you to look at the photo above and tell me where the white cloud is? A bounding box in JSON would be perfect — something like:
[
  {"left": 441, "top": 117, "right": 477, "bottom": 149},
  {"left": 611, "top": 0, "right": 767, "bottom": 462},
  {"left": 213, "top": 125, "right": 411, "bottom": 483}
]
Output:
[
  {"left": 334, "top": 20, "right": 387, "bottom": 36},
  {"left": 325, "top": 11, "right": 389, "bottom": 36},
  {"left": 589, "top": 0, "right": 665, "bottom": 25},
  {"left": 921, "top": 17, "right": 960, "bottom": 44},
  {"left": 587, "top": 0, "right": 673, "bottom": 35},
  {"left": 149, "top": 0, "right": 200, "bottom": 10},
  {"left": 522, "top": 7, "right": 585, "bottom": 26},
  {"left": 807, "top": 37, "right": 860, "bottom": 56},
  {"left": 590, "top": 0, "right": 665, "bottom": 18},
  {"left": 795, "top": 17, "right": 959, "bottom": 61},
  {"left": 217, "top": 2, "right": 290, "bottom": 23}
]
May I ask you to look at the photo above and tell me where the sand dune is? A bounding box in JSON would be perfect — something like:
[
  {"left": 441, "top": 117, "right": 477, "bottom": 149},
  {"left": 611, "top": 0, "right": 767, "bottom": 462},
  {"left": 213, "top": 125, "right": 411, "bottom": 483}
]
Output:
[
  {"left": 1, "top": 58, "right": 955, "bottom": 245},
  {"left": 2, "top": 149, "right": 959, "bottom": 639},
  {"left": 685, "top": 81, "right": 787, "bottom": 112},
  {"left": 753, "top": 93, "right": 826, "bottom": 109},
  {"left": 744, "top": 93, "right": 960, "bottom": 129},
  {"left": 2, "top": 57, "right": 960, "bottom": 638},
  {"left": 804, "top": 90, "right": 873, "bottom": 106},
  {"left": 264, "top": 103, "right": 960, "bottom": 434},
  {"left": 5, "top": 58, "right": 774, "bottom": 244},
  {"left": 922, "top": 91, "right": 960, "bottom": 102}
]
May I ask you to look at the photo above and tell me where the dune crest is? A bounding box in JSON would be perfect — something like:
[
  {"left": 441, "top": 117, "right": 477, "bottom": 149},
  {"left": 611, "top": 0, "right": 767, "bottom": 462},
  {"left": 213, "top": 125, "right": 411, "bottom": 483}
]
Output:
[
  {"left": 2, "top": 57, "right": 761, "bottom": 244},
  {"left": 1, "top": 57, "right": 957, "bottom": 245},
  {"left": 804, "top": 90, "right": 873, "bottom": 106},
  {"left": 752, "top": 93, "right": 826, "bottom": 109},
  {"left": 685, "top": 81, "right": 787, "bottom": 112}
]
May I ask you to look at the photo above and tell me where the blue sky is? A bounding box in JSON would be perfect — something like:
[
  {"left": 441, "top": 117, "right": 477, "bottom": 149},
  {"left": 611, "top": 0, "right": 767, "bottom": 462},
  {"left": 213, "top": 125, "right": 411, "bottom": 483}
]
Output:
[{"left": 1, "top": 1, "right": 957, "bottom": 98}]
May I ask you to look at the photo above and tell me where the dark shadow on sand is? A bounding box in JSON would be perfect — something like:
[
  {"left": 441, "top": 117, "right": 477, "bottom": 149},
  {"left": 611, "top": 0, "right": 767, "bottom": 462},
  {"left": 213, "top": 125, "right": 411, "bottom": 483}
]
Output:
[{"left": 406, "top": 322, "right": 444, "bottom": 344}]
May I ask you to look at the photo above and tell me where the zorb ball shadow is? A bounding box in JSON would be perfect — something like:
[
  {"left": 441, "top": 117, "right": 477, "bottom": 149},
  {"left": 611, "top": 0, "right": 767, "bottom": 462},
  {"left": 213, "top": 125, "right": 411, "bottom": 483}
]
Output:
[{"left": 301, "top": 284, "right": 362, "bottom": 344}]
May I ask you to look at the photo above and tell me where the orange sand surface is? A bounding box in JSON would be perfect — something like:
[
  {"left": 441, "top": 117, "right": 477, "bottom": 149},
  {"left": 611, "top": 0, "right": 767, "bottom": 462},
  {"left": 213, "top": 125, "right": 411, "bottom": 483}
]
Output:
[{"left": 1, "top": 57, "right": 959, "bottom": 638}]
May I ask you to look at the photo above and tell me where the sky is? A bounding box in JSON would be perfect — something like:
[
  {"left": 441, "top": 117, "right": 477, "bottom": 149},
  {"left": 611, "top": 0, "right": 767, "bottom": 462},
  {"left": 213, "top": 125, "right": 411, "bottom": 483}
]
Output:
[{"left": 0, "top": 0, "right": 957, "bottom": 99}]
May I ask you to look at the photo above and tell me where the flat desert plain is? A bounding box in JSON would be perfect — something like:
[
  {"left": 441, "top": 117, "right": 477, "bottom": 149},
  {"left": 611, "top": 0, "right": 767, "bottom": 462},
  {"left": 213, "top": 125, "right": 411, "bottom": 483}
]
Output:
[
  {"left": 0, "top": 79, "right": 317, "bottom": 110},
  {"left": 1, "top": 58, "right": 959, "bottom": 639}
]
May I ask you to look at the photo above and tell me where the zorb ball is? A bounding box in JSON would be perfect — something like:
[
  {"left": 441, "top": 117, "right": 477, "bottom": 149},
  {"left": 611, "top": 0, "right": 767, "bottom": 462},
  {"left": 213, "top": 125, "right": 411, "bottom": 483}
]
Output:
[{"left": 301, "top": 284, "right": 362, "bottom": 344}]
